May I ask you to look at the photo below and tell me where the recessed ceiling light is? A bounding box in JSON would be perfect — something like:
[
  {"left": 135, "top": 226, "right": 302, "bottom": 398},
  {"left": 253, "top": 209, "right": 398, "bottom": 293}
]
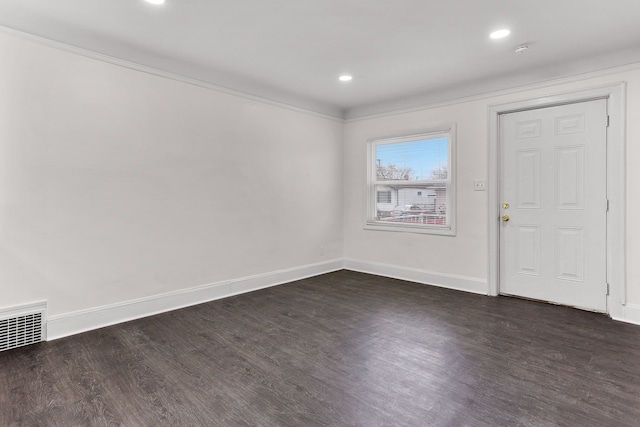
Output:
[
  {"left": 339, "top": 75, "right": 353, "bottom": 82},
  {"left": 489, "top": 29, "right": 510, "bottom": 39},
  {"left": 145, "top": 0, "right": 165, "bottom": 5}
]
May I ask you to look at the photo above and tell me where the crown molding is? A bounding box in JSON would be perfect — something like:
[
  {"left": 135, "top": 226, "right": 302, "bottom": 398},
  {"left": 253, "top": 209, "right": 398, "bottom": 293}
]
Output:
[
  {"left": 344, "top": 61, "right": 640, "bottom": 122},
  {"left": 3, "top": 24, "right": 640, "bottom": 124},
  {"left": 0, "top": 25, "right": 344, "bottom": 122}
]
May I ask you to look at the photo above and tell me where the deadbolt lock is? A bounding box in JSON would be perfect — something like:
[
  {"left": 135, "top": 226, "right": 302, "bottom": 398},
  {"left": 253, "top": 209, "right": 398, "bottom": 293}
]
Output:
[
  {"left": 502, "top": 214, "right": 510, "bottom": 222},
  {"left": 502, "top": 202, "right": 510, "bottom": 209}
]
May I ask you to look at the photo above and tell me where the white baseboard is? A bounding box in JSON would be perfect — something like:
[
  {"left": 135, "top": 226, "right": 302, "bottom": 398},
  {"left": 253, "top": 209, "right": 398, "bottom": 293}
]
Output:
[
  {"left": 47, "top": 258, "right": 344, "bottom": 341},
  {"left": 611, "top": 303, "right": 640, "bottom": 326},
  {"left": 44, "top": 257, "right": 640, "bottom": 341},
  {"left": 343, "top": 258, "right": 488, "bottom": 295}
]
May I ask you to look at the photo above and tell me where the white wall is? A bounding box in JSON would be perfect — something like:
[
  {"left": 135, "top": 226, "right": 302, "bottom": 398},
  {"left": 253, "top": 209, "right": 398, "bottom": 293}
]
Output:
[
  {"left": 0, "top": 32, "right": 344, "bottom": 323},
  {"left": 2, "top": 29, "right": 639, "bottom": 334},
  {"left": 343, "top": 69, "right": 640, "bottom": 312}
]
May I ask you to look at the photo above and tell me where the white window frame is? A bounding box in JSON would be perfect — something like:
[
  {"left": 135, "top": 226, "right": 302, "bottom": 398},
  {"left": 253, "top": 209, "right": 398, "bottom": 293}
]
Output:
[{"left": 365, "top": 124, "right": 456, "bottom": 235}]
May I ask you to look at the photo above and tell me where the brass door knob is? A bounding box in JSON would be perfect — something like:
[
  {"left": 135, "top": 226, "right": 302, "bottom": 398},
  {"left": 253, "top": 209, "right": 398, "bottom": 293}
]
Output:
[
  {"left": 502, "top": 202, "right": 510, "bottom": 209},
  {"left": 502, "top": 214, "right": 510, "bottom": 222}
]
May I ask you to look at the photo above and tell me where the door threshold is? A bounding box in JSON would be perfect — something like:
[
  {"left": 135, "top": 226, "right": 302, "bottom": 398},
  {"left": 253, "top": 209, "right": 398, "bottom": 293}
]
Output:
[{"left": 499, "top": 293, "right": 608, "bottom": 315}]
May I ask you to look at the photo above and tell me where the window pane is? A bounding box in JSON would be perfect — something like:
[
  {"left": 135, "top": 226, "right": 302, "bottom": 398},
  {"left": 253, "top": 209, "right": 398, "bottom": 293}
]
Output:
[
  {"left": 375, "top": 137, "right": 448, "bottom": 181},
  {"left": 376, "top": 185, "right": 447, "bottom": 225}
]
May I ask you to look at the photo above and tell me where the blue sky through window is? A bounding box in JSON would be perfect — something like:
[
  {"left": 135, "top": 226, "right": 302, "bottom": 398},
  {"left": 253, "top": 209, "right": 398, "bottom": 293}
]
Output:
[{"left": 375, "top": 136, "right": 448, "bottom": 180}]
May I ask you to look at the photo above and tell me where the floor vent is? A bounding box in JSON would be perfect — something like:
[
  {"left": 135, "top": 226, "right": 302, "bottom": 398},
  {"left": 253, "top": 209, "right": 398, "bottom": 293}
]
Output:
[{"left": 0, "top": 302, "right": 46, "bottom": 352}]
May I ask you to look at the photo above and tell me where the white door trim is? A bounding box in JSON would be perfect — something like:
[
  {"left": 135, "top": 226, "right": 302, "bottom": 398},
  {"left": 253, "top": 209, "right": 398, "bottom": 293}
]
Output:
[{"left": 488, "top": 83, "right": 626, "bottom": 317}]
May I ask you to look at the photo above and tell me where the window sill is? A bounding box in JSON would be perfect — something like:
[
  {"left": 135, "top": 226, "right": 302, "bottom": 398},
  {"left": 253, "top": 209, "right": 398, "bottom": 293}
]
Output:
[{"left": 364, "top": 221, "right": 456, "bottom": 236}]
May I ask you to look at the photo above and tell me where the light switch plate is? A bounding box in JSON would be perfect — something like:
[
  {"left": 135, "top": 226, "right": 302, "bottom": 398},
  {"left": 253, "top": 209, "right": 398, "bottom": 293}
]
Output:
[{"left": 474, "top": 179, "right": 486, "bottom": 191}]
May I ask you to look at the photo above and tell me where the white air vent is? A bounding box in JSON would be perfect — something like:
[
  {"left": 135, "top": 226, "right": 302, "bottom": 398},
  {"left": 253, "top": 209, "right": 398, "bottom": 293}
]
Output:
[{"left": 0, "top": 302, "right": 46, "bottom": 352}]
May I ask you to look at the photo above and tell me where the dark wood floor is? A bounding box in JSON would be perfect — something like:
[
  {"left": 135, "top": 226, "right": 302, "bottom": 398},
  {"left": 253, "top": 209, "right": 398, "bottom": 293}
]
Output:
[{"left": 2, "top": 270, "right": 640, "bottom": 426}]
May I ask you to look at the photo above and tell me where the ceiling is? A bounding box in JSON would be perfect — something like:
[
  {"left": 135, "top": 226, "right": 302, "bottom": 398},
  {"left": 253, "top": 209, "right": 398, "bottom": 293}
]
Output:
[{"left": 2, "top": 0, "right": 640, "bottom": 119}]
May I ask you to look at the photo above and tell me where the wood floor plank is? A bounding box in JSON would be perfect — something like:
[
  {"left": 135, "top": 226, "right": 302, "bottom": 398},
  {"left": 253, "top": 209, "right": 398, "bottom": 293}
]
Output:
[{"left": 1, "top": 270, "right": 640, "bottom": 426}]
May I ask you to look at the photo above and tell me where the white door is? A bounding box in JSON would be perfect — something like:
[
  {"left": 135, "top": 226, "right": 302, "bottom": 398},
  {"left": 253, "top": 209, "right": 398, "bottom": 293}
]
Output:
[{"left": 499, "top": 99, "right": 608, "bottom": 311}]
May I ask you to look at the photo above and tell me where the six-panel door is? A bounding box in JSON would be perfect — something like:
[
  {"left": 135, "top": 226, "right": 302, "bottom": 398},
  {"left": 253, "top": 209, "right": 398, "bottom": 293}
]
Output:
[{"left": 500, "top": 99, "right": 608, "bottom": 312}]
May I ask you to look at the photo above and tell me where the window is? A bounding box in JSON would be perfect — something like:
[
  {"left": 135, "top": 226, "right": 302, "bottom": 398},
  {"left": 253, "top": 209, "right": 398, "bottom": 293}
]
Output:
[
  {"left": 377, "top": 190, "right": 392, "bottom": 204},
  {"left": 366, "top": 125, "right": 456, "bottom": 235}
]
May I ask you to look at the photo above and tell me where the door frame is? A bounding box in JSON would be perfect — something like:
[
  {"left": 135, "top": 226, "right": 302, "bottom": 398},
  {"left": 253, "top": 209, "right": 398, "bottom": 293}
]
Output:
[{"left": 488, "top": 83, "right": 626, "bottom": 317}]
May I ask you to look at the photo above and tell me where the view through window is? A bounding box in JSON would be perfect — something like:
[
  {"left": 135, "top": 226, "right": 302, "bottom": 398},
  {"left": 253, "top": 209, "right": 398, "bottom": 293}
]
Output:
[{"left": 367, "top": 127, "right": 455, "bottom": 234}]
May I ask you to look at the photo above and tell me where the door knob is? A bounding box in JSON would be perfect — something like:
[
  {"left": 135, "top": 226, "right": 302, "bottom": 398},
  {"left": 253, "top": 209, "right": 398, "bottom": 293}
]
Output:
[
  {"left": 502, "top": 202, "right": 510, "bottom": 209},
  {"left": 502, "top": 214, "right": 510, "bottom": 222}
]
